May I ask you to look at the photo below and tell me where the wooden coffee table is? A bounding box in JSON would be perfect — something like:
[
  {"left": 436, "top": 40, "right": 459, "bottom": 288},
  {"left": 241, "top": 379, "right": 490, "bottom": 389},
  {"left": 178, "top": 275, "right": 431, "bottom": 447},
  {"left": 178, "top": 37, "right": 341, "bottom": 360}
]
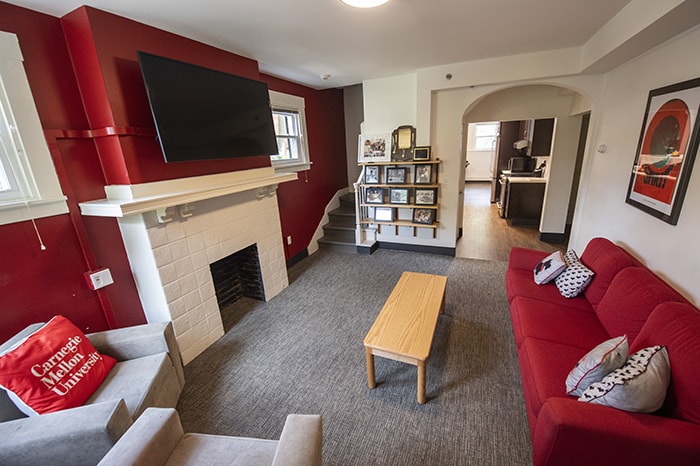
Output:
[{"left": 363, "top": 271, "right": 447, "bottom": 404}]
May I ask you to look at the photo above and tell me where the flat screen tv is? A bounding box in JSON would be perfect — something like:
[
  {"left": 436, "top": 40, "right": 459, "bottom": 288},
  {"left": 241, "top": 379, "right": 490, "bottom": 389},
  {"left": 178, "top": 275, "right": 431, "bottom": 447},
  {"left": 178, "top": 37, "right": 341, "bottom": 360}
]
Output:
[{"left": 137, "top": 51, "right": 278, "bottom": 163}]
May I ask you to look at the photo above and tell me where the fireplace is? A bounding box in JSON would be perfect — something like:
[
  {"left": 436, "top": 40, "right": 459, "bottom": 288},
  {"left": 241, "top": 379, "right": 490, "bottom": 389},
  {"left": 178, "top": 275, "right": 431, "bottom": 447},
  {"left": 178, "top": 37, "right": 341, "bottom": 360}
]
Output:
[
  {"left": 210, "top": 244, "right": 266, "bottom": 309},
  {"left": 81, "top": 168, "right": 297, "bottom": 365}
]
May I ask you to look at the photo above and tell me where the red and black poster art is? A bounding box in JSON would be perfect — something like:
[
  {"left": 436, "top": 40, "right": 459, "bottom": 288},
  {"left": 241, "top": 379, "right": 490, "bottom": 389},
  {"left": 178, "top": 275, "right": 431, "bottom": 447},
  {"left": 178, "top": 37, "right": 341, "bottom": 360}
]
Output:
[{"left": 626, "top": 77, "right": 700, "bottom": 225}]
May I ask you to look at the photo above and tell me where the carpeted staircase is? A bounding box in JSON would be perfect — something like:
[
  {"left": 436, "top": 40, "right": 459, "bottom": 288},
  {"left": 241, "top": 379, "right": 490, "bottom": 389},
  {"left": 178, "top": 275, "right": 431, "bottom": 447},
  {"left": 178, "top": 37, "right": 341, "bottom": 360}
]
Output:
[{"left": 317, "top": 192, "right": 357, "bottom": 253}]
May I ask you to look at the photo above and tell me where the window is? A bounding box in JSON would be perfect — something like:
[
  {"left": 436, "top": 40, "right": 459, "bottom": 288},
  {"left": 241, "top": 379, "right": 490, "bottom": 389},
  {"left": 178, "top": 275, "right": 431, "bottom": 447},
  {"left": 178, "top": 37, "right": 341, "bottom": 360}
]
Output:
[
  {"left": 269, "top": 90, "right": 310, "bottom": 171},
  {"left": 0, "top": 31, "right": 67, "bottom": 225},
  {"left": 471, "top": 122, "right": 499, "bottom": 151}
]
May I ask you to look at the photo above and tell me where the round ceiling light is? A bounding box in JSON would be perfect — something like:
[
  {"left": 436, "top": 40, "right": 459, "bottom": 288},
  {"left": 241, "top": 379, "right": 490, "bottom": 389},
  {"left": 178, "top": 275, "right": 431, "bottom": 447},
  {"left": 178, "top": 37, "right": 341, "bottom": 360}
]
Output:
[{"left": 340, "top": 0, "right": 390, "bottom": 8}]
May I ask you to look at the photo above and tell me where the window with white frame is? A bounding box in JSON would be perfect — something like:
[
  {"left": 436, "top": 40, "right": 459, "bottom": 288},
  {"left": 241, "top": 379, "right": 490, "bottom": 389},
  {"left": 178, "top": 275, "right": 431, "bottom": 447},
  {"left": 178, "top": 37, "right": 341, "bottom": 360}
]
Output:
[
  {"left": 0, "top": 31, "right": 67, "bottom": 225},
  {"left": 471, "top": 122, "right": 499, "bottom": 151},
  {"left": 269, "top": 90, "right": 310, "bottom": 171}
]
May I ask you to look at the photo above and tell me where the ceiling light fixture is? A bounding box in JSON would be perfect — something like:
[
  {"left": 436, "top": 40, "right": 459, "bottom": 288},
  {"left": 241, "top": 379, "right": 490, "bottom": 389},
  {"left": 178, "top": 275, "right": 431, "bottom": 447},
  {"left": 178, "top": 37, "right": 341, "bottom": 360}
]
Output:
[{"left": 340, "top": 0, "right": 390, "bottom": 8}]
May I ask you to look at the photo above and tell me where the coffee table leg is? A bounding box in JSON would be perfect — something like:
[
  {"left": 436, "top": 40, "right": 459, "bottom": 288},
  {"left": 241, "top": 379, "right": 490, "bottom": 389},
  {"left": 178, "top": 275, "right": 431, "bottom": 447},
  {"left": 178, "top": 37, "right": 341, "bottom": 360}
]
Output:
[
  {"left": 365, "top": 347, "right": 376, "bottom": 389},
  {"left": 417, "top": 361, "right": 426, "bottom": 404}
]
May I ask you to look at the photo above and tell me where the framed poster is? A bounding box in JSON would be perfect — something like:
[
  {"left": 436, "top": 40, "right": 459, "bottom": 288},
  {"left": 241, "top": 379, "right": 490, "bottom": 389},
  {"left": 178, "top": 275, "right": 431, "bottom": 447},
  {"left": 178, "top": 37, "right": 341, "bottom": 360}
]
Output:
[
  {"left": 358, "top": 133, "right": 391, "bottom": 163},
  {"left": 626, "top": 77, "right": 700, "bottom": 225}
]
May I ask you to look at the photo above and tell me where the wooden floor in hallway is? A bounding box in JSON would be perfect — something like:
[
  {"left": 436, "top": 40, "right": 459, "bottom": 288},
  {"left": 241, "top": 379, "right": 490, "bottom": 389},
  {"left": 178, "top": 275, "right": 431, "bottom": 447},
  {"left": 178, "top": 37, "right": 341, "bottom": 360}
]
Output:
[{"left": 455, "top": 181, "right": 566, "bottom": 262}]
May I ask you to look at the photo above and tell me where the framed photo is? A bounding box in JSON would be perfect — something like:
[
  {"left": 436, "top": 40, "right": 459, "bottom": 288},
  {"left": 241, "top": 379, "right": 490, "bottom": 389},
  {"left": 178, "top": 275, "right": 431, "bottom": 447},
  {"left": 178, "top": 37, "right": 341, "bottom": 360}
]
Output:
[
  {"left": 365, "top": 187, "right": 385, "bottom": 204},
  {"left": 358, "top": 133, "right": 391, "bottom": 163},
  {"left": 414, "top": 164, "right": 433, "bottom": 184},
  {"left": 626, "top": 77, "right": 700, "bottom": 225},
  {"left": 364, "top": 165, "right": 380, "bottom": 184},
  {"left": 386, "top": 167, "right": 407, "bottom": 184},
  {"left": 414, "top": 188, "right": 437, "bottom": 205},
  {"left": 412, "top": 208, "right": 435, "bottom": 225},
  {"left": 389, "top": 187, "right": 409, "bottom": 205},
  {"left": 414, "top": 146, "right": 431, "bottom": 161},
  {"left": 374, "top": 207, "right": 394, "bottom": 222}
]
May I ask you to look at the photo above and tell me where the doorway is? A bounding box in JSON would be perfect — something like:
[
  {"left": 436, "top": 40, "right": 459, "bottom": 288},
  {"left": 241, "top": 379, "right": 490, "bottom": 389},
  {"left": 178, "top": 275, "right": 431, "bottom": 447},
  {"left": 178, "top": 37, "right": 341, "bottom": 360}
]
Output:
[{"left": 455, "top": 85, "right": 591, "bottom": 261}]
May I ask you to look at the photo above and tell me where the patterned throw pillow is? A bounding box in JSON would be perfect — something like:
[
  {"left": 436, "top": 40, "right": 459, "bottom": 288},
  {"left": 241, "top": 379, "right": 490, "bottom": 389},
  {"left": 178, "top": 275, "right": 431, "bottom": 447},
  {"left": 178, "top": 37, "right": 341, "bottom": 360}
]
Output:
[
  {"left": 555, "top": 250, "right": 595, "bottom": 298},
  {"left": 566, "top": 335, "right": 628, "bottom": 396},
  {"left": 578, "top": 346, "right": 670, "bottom": 413},
  {"left": 533, "top": 251, "right": 567, "bottom": 285}
]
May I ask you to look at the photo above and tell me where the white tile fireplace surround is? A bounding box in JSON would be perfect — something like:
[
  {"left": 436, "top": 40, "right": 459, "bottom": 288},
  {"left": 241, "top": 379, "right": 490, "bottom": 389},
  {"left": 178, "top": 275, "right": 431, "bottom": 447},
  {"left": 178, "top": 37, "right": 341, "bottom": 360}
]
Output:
[{"left": 80, "top": 168, "right": 297, "bottom": 364}]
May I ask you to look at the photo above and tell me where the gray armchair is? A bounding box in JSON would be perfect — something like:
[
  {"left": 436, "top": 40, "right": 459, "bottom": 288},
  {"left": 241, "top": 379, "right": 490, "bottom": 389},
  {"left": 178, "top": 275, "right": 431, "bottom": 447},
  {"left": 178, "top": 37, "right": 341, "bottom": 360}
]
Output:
[
  {"left": 98, "top": 408, "right": 323, "bottom": 466},
  {"left": 0, "top": 321, "right": 185, "bottom": 465}
]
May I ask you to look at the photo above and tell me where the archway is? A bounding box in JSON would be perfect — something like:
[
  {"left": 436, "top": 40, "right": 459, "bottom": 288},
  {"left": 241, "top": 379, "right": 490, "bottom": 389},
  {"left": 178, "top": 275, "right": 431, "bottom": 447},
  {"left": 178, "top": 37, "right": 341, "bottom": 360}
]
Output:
[{"left": 455, "top": 84, "right": 592, "bottom": 260}]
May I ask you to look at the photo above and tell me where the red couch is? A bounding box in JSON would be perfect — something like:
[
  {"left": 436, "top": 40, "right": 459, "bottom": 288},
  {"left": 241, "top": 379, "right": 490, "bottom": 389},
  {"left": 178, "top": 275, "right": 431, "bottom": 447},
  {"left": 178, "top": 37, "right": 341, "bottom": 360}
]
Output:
[{"left": 506, "top": 237, "right": 700, "bottom": 466}]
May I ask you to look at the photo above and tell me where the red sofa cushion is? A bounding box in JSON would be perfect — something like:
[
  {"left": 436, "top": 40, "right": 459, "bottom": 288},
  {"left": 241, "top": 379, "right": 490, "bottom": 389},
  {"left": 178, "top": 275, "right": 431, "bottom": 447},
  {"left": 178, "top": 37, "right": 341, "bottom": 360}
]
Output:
[
  {"left": 595, "top": 267, "right": 688, "bottom": 342},
  {"left": 506, "top": 268, "right": 592, "bottom": 311},
  {"left": 517, "top": 338, "right": 586, "bottom": 419},
  {"left": 631, "top": 302, "right": 700, "bottom": 424},
  {"left": 510, "top": 297, "right": 607, "bottom": 349},
  {"left": 580, "top": 237, "right": 642, "bottom": 310}
]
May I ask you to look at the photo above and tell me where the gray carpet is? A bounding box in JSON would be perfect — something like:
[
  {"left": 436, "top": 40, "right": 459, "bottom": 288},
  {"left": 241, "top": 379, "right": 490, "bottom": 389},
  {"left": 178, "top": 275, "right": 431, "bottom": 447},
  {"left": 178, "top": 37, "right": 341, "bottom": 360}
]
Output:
[{"left": 177, "top": 249, "right": 533, "bottom": 465}]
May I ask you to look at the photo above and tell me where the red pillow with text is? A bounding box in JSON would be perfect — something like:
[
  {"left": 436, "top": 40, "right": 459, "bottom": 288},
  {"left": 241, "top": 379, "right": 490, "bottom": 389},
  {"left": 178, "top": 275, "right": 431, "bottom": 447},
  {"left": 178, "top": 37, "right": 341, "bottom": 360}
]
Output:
[{"left": 0, "top": 315, "right": 116, "bottom": 415}]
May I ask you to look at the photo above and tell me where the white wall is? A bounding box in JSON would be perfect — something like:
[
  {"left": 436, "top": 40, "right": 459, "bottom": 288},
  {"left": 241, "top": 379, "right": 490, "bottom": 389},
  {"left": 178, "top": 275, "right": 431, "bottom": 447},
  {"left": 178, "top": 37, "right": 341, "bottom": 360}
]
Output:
[{"left": 571, "top": 25, "right": 700, "bottom": 304}]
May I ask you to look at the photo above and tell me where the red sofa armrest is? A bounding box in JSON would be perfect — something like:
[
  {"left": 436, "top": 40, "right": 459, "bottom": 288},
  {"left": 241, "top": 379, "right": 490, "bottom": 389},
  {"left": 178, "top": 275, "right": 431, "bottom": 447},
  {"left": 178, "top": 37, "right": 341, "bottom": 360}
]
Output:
[{"left": 534, "top": 397, "right": 700, "bottom": 466}]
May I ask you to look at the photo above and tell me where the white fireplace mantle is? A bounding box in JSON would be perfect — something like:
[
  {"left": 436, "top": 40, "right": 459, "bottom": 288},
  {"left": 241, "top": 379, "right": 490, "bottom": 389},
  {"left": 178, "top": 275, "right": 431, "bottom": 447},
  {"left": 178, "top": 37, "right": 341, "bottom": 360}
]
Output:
[{"left": 79, "top": 167, "right": 297, "bottom": 217}]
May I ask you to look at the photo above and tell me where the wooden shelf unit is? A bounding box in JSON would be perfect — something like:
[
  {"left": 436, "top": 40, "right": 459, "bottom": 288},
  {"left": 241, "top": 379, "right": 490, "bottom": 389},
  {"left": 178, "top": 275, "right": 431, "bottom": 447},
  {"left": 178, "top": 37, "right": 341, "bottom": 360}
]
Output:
[{"left": 358, "top": 159, "right": 441, "bottom": 238}]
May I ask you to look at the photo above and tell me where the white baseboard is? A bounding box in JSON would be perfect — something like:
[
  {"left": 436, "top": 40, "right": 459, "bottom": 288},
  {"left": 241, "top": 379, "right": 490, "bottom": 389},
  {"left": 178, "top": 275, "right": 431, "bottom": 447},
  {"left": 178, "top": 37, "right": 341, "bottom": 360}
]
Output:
[{"left": 308, "top": 187, "right": 350, "bottom": 255}]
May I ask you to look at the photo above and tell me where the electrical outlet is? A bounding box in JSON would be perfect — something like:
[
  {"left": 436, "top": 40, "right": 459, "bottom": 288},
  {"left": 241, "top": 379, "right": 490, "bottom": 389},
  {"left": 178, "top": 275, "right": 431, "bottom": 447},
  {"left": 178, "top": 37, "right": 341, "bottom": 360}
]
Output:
[
  {"left": 287, "top": 235, "right": 292, "bottom": 245},
  {"left": 85, "top": 268, "right": 114, "bottom": 290}
]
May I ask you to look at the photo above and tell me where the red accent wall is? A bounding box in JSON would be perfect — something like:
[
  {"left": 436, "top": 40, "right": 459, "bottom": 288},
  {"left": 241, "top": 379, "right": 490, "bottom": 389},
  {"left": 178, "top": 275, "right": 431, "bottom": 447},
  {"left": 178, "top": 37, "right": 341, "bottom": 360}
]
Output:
[
  {"left": 0, "top": 2, "right": 348, "bottom": 342},
  {"left": 261, "top": 75, "right": 348, "bottom": 260},
  {"left": 0, "top": 2, "right": 137, "bottom": 341},
  {"left": 61, "top": 6, "right": 271, "bottom": 185}
]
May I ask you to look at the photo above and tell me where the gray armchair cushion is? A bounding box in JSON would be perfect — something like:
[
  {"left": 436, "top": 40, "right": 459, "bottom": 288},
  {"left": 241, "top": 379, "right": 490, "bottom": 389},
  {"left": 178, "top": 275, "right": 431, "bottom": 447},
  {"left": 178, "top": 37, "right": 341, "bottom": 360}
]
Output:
[
  {"left": 87, "top": 353, "right": 181, "bottom": 419},
  {"left": 0, "top": 399, "right": 132, "bottom": 466},
  {"left": 87, "top": 322, "right": 185, "bottom": 388},
  {"left": 97, "top": 408, "right": 322, "bottom": 466}
]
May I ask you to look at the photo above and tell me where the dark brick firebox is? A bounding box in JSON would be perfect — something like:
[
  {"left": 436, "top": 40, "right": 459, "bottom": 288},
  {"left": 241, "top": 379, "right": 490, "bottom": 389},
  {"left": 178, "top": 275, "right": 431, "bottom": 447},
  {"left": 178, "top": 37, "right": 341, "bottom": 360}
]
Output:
[{"left": 209, "top": 244, "right": 265, "bottom": 309}]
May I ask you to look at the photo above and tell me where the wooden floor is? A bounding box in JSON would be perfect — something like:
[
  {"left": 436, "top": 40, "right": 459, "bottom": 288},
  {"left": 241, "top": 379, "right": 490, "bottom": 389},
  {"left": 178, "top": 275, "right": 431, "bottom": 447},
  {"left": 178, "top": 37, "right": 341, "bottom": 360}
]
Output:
[{"left": 455, "top": 181, "right": 566, "bottom": 262}]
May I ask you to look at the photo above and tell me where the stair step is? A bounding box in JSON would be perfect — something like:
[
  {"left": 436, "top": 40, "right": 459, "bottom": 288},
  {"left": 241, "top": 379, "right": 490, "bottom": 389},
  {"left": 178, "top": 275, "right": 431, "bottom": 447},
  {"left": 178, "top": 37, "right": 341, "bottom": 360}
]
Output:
[
  {"left": 318, "top": 237, "right": 357, "bottom": 254},
  {"left": 321, "top": 227, "right": 355, "bottom": 243},
  {"left": 339, "top": 192, "right": 356, "bottom": 209}
]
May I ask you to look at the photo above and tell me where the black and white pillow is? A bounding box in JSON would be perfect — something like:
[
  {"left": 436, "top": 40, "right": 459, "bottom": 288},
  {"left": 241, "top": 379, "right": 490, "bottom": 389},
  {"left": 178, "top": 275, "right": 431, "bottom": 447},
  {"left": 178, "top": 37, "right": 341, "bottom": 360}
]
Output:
[
  {"left": 555, "top": 250, "right": 595, "bottom": 298},
  {"left": 578, "top": 346, "right": 670, "bottom": 413},
  {"left": 533, "top": 251, "right": 567, "bottom": 285}
]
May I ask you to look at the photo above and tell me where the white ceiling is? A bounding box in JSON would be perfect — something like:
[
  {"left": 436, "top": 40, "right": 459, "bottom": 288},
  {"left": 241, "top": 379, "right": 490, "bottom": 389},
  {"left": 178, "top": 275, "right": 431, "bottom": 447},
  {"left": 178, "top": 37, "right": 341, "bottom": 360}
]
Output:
[{"left": 6, "top": 0, "right": 633, "bottom": 89}]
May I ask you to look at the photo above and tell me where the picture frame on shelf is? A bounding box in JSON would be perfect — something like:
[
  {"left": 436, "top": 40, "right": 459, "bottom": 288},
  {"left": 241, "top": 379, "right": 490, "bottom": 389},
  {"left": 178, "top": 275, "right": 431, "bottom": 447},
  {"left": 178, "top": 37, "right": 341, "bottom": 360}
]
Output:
[
  {"left": 625, "top": 77, "right": 700, "bottom": 225},
  {"left": 358, "top": 133, "right": 391, "bottom": 163},
  {"left": 374, "top": 207, "right": 394, "bottom": 222},
  {"left": 364, "top": 165, "right": 380, "bottom": 184},
  {"left": 386, "top": 167, "right": 408, "bottom": 184},
  {"left": 413, "top": 146, "right": 431, "bottom": 161},
  {"left": 389, "top": 187, "right": 410, "bottom": 205},
  {"left": 391, "top": 125, "right": 416, "bottom": 162},
  {"left": 412, "top": 208, "right": 435, "bottom": 225},
  {"left": 414, "top": 164, "right": 433, "bottom": 184},
  {"left": 414, "top": 187, "right": 437, "bottom": 205},
  {"left": 365, "top": 187, "right": 385, "bottom": 204}
]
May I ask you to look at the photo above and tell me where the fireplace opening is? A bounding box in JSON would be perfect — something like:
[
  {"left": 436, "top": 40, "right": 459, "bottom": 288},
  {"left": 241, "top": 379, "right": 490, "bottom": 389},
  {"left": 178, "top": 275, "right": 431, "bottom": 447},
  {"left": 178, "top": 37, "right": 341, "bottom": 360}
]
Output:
[{"left": 210, "top": 244, "right": 266, "bottom": 313}]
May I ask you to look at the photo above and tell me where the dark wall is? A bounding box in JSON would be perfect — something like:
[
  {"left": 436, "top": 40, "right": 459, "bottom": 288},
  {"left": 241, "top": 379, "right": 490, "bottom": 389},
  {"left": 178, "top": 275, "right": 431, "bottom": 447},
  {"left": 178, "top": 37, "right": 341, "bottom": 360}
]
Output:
[
  {"left": 0, "top": 2, "right": 348, "bottom": 341},
  {"left": 261, "top": 75, "right": 348, "bottom": 260}
]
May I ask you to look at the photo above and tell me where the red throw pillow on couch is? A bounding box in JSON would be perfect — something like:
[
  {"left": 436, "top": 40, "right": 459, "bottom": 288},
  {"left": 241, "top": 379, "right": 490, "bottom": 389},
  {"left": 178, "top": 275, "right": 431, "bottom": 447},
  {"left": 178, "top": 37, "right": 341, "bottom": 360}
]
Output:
[{"left": 0, "top": 315, "right": 116, "bottom": 415}]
